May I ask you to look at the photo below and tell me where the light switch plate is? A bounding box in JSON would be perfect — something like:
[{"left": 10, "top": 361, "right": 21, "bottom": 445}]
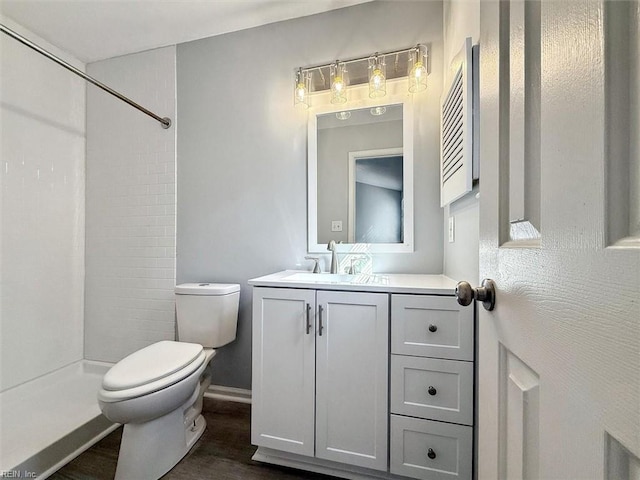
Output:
[{"left": 331, "top": 220, "right": 343, "bottom": 232}]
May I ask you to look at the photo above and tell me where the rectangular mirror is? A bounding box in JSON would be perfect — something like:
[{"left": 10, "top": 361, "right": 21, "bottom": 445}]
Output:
[{"left": 308, "top": 100, "right": 414, "bottom": 253}]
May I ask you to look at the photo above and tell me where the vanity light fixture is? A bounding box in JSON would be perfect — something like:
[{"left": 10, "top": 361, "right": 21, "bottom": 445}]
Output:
[
  {"left": 370, "top": 106, "right": 387, "bottom": 116},
  {"left": 330, "top": 61, "right": 348, "bottom": 104},
  {"left": 368, "top": 53, "right": 386, "bottom": 98},
  {"left": 294, "top": 67, "right": 311, "bottom": 108},
  {"left": 293, "top": 44, "right": 428, "bottom": 107},
  {"left": 408, "top": 44, "right": 428, "bottom": 93},
  {"left": 336, "top": 111, "right": 352, "bottom": 120}
]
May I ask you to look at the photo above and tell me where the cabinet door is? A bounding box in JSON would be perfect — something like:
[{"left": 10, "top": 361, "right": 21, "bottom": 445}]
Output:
[
  {"left": 251, "top": 287, "right": 315, "bottom": 456},
  {"left": 315, "top": 291, "right": 389, "bottom": 471}
]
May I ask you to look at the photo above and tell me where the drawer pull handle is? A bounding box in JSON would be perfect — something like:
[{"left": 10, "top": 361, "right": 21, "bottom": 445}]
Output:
[
  {"left": 428, "top": 386, "right": 437, "bottom": 396},
  {"left": 427, "top": 448, "right": 436, "bottom": 459},
  {"left": 428, "top": 324, "right": 438, "bottom": 333}
]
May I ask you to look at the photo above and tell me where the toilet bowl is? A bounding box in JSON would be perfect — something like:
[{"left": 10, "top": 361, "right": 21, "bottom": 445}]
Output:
[{"left": 98, "top": 283, "right": 240, "bottom": 480}]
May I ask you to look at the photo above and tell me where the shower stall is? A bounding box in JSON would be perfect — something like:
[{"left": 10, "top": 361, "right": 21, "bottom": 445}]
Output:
[{"left": 0, "top": 19, "right": 177, "bottom": 478}]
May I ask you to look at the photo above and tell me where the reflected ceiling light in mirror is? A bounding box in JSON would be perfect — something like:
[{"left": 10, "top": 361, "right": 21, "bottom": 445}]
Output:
[
  {"left": 336, "top": 111, "right": 352, "bottom": 120},
  {"left": 368, "top": 53, "right": 386, "bottom": 98},
  {"left": 408, "top": 44, "right": 428, "bottom": 93},
  {"left": 330, "top": 61, "right": 348, "bottom": 104},
  {"left": 294, "top": 67, "right": 311, "bottom": 108},
  {"left": 370, "top": 106, "right": 387, "bottom": 116}
]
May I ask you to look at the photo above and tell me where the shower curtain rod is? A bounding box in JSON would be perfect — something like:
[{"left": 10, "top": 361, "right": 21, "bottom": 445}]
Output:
[{"left": 1, "top": 23, "right": 172, "bottom": 129}]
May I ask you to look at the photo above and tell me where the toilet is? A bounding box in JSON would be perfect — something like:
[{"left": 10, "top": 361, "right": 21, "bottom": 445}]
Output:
[{"left": 97, "top": 282, "right": 240, "bottom": 480}]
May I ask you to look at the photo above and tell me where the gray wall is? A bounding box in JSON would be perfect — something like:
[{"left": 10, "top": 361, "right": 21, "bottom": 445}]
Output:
[
  {"left": 177, "top": 1, "right": 443, "bottom": 389},
  {"left": 442, "top": 0, "right": 480, "bottom": 283}
]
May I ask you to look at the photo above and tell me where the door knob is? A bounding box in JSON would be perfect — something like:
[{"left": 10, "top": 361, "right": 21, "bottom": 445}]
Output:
[{"left": 455, "top": 279, "right": 496, "bottom": 311}]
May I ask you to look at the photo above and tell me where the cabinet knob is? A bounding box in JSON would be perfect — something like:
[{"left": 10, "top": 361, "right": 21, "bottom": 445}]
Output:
[
  {"left": 427, "top": 386, "right": 437, "bottom": 396},
  {"left": 428, "top": 324, "right": 437, "bottom": 333},
  {"left": 427, "top": 448, "right": 436, "bottom": 459}
]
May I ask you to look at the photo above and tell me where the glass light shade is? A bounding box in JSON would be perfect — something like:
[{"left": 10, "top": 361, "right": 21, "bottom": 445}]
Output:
[
  {"left": 336, "top": 111, "right": 351, "bottom": 120},
  {"left": 294, "top": 68, "right": 311, "bottom": 108},
  {"left": 370, "top": 106, "right": 387, "bottom": 116},
  {"left": 408, "top": 45, "right": 428, "bottom": 93},
  {"left": 368, "top": 55, "right": 386, "bottom": 98},
  {"left": 330, "top": 61, "right": 348, "bottom": 104}
]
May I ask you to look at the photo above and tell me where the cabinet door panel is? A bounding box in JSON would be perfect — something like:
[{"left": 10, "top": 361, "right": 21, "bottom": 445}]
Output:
[
  {"left": 251, "top": 287, "right": 315, "bottom": 456},
  {"left": 315, "top": 291, "right": 388, "bottom": 471}
]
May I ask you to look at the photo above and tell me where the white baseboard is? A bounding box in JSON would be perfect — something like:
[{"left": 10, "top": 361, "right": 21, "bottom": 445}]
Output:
[{"left": 204, "top": 384, "right": 252, "bottom": 404}]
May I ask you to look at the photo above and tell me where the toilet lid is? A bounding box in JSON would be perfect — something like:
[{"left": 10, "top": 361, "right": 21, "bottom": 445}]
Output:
[{"left": 102, "top": 341, "right": 204, "bottom": 391}]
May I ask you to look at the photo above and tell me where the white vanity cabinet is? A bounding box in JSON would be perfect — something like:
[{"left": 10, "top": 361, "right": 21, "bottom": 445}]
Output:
[
  {"left": 249, "top": 271, "right": 473, "bottom": 480},
  {"left": 251, "top": 286, "right": 389, "bottom": 472},
  {"left": 390, "top": 294, "right": 474, "bottom": 480}
]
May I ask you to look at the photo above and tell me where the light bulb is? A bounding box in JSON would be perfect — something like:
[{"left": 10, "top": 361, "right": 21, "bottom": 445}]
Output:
[
  {"left": 368, "top": 54, "right": 386, "bottom": 99},
  {"left": 330, "top": 62, "right": 348, "bottom": 104},
  {"left": 296, "top": 84, "right": 306, "bottom": 101},
  {"left": 294, "top": 68, "right": 311, "bottom": 108},
  {"left": 408, "top": 46, "right": 427, "bottom": 93}
]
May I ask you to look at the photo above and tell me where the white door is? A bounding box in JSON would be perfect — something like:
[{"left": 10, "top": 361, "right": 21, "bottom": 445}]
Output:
[
  {"left": 315, "top": 290, "right": 389, "bottom": 471},
  {"left": 251, "top": 287, "right": 316, "bottom": 456},
  {"left": 477, "top": 1, "right": 640, "bottom": 479}
]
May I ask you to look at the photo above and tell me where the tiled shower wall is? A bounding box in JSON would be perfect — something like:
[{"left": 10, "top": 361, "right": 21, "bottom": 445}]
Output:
[
  {"left": 0, "top": 19, "right": 86, "bottom": 392},
  {"left": 84, "top": 46, "right": 177, "bottom": 362}
]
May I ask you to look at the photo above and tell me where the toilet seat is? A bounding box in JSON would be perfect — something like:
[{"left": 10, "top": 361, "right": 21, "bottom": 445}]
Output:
[{"left": 98, "top": 341, "right": 206, "bottom": 403}]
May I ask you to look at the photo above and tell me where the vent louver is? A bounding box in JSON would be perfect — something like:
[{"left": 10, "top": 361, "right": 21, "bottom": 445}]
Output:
[{"left": 440, "top": 37, "right": 476, "bottom": 206}]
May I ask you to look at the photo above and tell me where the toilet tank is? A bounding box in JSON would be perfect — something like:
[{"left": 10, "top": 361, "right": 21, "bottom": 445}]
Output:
[{"left": 175, "top": 283, "right": 240, "bottom": 348}]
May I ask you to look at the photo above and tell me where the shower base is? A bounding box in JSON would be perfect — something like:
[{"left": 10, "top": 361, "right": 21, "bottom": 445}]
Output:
[{"left": 0, "top": 360, "right": 118, "bottom": 479}]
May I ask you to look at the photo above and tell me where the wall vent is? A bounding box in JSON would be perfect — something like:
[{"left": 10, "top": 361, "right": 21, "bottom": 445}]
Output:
[{"left": 440, "top": 37, "right": 477, "bottom": 206}]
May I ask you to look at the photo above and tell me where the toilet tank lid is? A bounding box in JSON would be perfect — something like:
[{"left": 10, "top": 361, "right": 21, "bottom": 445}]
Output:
[{"left": 175, "top": 283, "right": 240, "bottom": 295}]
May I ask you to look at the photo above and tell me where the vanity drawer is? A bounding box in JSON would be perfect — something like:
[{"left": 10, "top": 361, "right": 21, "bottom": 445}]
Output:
[
  {"left": 390, "top": 415, "right": 472, "bottom": 480},
  {"left": 391, "top": 355, "right": 473, "bottom": 425},
  {"left": 391, "top": 295, "right": 473, "bottom": 361}
]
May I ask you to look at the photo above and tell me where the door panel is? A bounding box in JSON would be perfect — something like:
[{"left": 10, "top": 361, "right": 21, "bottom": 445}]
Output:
[
  {"left": 251, "top": 287, "right": 315, "bottom": 456},
  {"left": 315, "top": 290, "right": 388, "bottom": 471},
  {"left": 479, "top": 1, "right": 640, "bottom": 479}
]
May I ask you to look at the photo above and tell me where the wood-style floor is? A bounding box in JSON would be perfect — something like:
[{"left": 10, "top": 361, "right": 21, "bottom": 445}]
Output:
[{"left": 50, "top": 398, "right": 336, "bottom": 480}]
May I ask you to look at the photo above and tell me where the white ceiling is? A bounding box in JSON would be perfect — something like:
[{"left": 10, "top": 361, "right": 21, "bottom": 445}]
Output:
[{"left": 0, "top": 0, "right": 372, "bottom": 63}]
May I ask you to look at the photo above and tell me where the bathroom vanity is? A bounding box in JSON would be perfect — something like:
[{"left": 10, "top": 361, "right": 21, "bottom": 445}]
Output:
[{"left": 249, "top": 271, "right": 474, "bottom": 480}]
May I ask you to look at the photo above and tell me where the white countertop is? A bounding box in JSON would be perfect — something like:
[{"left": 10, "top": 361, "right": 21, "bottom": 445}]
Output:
[{"left": 248, "top": 270, "right": 459, "bottom": 295}]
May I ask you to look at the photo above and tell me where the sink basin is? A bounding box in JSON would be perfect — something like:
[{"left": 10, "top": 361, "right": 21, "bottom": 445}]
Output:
[
  {"left": 280, "top": 271, "right": 388, "bottom": 285},
  {"left": 281, "top": 272, "right": 357, "bottom": 283}
]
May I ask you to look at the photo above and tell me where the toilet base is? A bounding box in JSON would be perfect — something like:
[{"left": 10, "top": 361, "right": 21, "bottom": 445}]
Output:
[
  {"left": 186, "top": 413, "right": 207, "bottom": 451},
  {"left": 114, "top": 408, "right": 207, "bottom": 480},
  {"left": 113, "top": 356, "right": 213, "bottom": 480}
]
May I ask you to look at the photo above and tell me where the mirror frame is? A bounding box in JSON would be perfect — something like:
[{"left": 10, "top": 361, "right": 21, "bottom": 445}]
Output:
[{"left": 308, "top": 94, "right": 414, "bottom": 254}]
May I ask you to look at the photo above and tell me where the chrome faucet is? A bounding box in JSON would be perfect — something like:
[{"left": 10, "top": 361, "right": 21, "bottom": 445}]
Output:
[{"left": 327, "top": 240, "right": 338, "bottom": 274}]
